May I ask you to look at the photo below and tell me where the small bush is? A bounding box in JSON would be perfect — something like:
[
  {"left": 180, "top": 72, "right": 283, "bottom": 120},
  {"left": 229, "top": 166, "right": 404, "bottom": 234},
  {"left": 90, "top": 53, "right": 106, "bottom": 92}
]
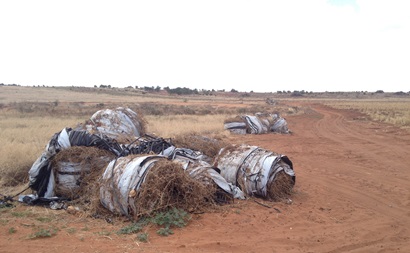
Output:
[
  {"left": 151, "top": 208, "right": 190, "bottom": 229},
  {"left": 137, "top": 232, "right": 149, "bottom": 242},
  {"left": 157, "top": 227, "right": 174, "bottom": 236},
  {"left": 29, "top": 228, "right": 57, "bottom": 239},
  {"left": 117, "top": 218, "right": 149, "bottom": 235}
]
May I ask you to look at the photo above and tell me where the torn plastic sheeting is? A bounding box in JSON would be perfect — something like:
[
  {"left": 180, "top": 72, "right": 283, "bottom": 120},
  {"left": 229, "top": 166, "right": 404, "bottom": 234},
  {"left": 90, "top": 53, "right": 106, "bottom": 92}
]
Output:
[
  {"left": 79, "top": 107, "right": 144, "bottom": 141},
  {"left": 213, "top": 144, "right": 295, "bottom": 198},
  {"left": 29, "top": 128, "right": 124, "bottom": 198},
  {"left": 100, "top": 155, "right": 166, "bottom": 216}
]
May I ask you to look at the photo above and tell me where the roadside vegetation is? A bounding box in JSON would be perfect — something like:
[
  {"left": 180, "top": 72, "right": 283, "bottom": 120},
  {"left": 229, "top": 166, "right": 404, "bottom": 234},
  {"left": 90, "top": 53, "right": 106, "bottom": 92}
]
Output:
[
  {"left": 326, "top": 99, "right": 410, "bottom": 129},
  {"left": 0, "top": 86, "right": 296, "bottom": 189},
  {"left": 1, "top": 86, "right": 409, "bottom": 237}
]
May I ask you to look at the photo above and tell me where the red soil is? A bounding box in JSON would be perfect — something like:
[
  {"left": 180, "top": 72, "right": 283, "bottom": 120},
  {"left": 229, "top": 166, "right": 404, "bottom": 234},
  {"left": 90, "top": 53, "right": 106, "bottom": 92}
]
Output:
[{"left": 1, "top": 102, "right": 409, "bottom": 253}]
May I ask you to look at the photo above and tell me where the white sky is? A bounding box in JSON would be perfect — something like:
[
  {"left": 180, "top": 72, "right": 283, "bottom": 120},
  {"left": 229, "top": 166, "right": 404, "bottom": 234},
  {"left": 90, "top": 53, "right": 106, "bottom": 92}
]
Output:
[{"left": 1, "top": 0, "right": 409, "bottom": 92}]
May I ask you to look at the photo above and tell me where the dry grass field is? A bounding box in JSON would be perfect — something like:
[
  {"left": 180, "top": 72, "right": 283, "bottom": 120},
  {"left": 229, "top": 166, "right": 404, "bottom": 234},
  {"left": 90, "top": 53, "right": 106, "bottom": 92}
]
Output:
[
  {"left": 1, "top": 86, "right": 409, "bottom": 188},
  {"left": 0, "top": 86, "right": 270, "bottom": 188},
  {"left": 326, "top": 99, "right": 410, "bottom": 129},
  {"left": 1, "top": 85, "right": 410, "bottom": 252}
]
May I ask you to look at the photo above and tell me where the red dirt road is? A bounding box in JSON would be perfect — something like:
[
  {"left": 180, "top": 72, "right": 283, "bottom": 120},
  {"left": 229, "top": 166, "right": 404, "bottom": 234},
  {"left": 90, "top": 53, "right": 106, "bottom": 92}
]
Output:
[{"left": 1, "top": 103, "right": 410, "bottom": 253}]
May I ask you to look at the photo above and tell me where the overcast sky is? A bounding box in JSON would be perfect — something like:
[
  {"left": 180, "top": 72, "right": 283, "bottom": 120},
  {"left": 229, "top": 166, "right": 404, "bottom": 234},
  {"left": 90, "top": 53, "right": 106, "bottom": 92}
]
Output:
[{"left": 1, "top": 0, "right": 409, "bottom": 92}]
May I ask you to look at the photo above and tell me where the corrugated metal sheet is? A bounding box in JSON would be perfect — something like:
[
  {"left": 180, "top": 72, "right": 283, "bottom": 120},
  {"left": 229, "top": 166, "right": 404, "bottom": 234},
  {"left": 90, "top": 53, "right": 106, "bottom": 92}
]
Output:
[
  {"left": 214, "top": 144, "right": 295, "bottom": 198},
  {"left": 170, "top": 148, "right": 245, "bottom": 200},
  {"left": 100, "top": 155, "right": 165, "bottom": 216},
  {"left": 224, "top": 113, "right": 289, "bottom": 134}
]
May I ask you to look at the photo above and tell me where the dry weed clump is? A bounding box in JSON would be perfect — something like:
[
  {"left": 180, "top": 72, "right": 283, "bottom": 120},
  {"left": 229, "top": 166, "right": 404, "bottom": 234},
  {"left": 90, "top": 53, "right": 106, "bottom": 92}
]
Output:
[
  {"left": 266, "top": 171, "right": 294, "bottom": 201},
  {"left": 51, "top": 147, "right": 115, "bottom": 216},
  {"left": 134, "top": 159, "right": 218, "bottom": 217},
  {"left": 223, "top": 115, "right": 244, "bottom": 124},
  {"left": 52, "top": 146, "right": 115, "bottom": 199},
  {"left": 172, "top": 133, "right": 229, "bottom": 159},
  {"left": 146, "top": 114, "right": 230, "bottom": 137}
]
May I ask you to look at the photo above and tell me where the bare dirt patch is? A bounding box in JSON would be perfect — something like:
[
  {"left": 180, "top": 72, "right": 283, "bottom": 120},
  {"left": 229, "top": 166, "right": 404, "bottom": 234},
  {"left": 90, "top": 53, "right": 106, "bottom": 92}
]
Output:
[{"left": 1, "top": 102, "right": 410, "bottom": 253}]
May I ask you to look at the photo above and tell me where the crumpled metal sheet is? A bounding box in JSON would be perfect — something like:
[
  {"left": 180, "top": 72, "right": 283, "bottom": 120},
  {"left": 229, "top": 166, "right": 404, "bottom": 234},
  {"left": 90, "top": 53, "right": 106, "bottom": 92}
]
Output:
[
  {"left": 79, "top": 107, "right": 144, "bottom": 141},
  {"left": 100, "top": 151, "right": 245, "bottom": 216},
  {"left": 243, "top": 115, "right": 269, "bottom": 134},
  {"left": 213, "top": 144, "right": 295, "bottom": 198},
  {"left": 224, "top": 122, "right": 247, "bottom": 134},
  {"left": 224, "top": 113, "right": 289, "bottom": 134},
  {"left": 100, "top": 155, "right": 166, "bottom": 216},
  {"left": 270, "top": 117, "right": 289, "bottom": 134},
  {"left": 168, "top": 147, "right": 246, "bottom": 200}
]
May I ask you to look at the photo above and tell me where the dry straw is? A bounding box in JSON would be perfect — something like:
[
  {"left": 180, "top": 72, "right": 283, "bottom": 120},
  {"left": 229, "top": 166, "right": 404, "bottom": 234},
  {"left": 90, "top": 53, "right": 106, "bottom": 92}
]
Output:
[
  {"left": 52, "top": 146, "right": 115, "bottom": 215},
  {"left": 266, "top": 171, "right": 294, "bottom": 201},
  {"left": 172, "top": 133, "right": 229, "bottom": 159},
  {"left": 134, "top": 159, "right": 218, "bottom": 218}
]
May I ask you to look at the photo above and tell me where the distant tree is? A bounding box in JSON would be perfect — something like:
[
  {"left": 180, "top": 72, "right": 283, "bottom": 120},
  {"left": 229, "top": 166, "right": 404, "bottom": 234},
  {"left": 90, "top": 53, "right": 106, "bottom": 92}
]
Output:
[
  {"left": 94, "top": 85, "right": 97, "bottom": 88},
  {"left": 394, "top": 91, "right": 406, "bottom": 95},
  {"left": 144, "top": 86, "right": 155, "bottom": 92},
  {"left": 375, "top": 90, "right": 384, "bottom": 93},
  {"left": 291, "top": 90, "right": 303, "bottom": 97},
  {"left": 155, "top": 86, "right": 161, "bottom": 92},
  {"left": 277, "top": 91, "right": 282, "bottom": 94},
  {"left": 230, "top": 89, "right": 238, "bottom": 93},
  {"left": 166, "top": 87, "right": 198, "bottom": 95}
]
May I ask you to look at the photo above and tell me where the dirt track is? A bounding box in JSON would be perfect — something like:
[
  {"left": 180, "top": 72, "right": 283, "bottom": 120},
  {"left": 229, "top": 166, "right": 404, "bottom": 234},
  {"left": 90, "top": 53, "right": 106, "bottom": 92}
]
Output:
[{"left": 1, "top": 103, "right": 410, "bottom": 253}]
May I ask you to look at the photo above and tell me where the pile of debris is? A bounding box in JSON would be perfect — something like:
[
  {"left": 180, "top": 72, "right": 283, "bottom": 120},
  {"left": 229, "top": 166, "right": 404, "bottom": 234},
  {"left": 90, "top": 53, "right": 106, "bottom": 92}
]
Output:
[
  {"left": 214, "top": 144, "right": 295, "bottom": 200},
  {"left": 23, "top": 107, "right": 295, "bottom": 219},
  {"left": 224, "top": 113, "right": 290, "bottom": 134}
]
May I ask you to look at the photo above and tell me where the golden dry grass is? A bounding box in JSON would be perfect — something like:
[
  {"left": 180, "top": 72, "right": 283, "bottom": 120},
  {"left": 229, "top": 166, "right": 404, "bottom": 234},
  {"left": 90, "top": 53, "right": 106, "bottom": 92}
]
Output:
[
  {"left": 0, "top": 111, "right": 230, "bottom": 188},
  {"left": 326, "top": 99, "right": 410, "bottom": 129},
  {"left": 0, "top": 112, "right": 87, "bottom": 186},
  {"left": 145, "top": 114, "right": 231, "bottom": 137}
]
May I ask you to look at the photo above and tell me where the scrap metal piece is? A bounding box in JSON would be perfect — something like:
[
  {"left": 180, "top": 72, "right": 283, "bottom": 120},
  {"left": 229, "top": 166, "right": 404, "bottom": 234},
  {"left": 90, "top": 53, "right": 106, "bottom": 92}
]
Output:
[{"left": 213, "top": 144, "right": 295, "bottom": 199}]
